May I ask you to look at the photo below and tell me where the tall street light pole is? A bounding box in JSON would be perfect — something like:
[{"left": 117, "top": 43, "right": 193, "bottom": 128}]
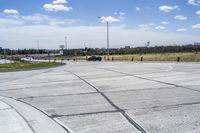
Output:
[
  {"left": 106, "top": 21, "right": 110, "bottom": 61},
  {"left": 65, "top": 36, "right": 67, "bottom": 50},
  {"left": 99, "top": 17, "right": 110, "bottom": 61}
]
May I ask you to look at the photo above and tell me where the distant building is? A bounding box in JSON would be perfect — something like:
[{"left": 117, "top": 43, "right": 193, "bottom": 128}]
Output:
[
  {"left": 3, "top": 49, "right": 10, "bottom": 52},
  {"left": 59, "top": 50, "right": 63, "bottom": 55},
  {"left": 63, "top": 49, "right": 68, "bottom": 55},
  {"left": 194, "top": 42, "right": 200, "bottom": 45},
  {"left": 59, "top": 45, "right": 65, "bottom": 50},
  {"left": 125, "top": 46, "right": 131, "bottom": 49}
]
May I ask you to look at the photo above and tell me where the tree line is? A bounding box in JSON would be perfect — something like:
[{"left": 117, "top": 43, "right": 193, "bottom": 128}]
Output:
[
  {"left": 0, "top": 44, "right": 200, "bottom": 56},
  {"left": 64, "top": 44, "right": 200, "bottom": 56}
]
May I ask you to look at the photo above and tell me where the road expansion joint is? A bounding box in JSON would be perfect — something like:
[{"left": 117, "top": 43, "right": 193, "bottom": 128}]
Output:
[
  {"left": 101, "top": 68, "right": 200, "bottom": 94},
  {"left": 51, "top": 110, "right": 119, "bottom": 118},
  {"left": 67, "top": 70, "right": 147, "bottom": 133}
]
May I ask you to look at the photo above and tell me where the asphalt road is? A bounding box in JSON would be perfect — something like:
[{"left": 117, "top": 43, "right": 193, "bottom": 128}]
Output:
[{"left": 0, "top": 61, "right": 200, "bottom": 133}]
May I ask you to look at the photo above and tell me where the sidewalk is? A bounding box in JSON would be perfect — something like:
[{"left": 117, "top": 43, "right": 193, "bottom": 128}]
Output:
[
  {"left": 0, "top": 100, "right": 33, "bottom": 133},
  {"left": 0, "top": 96, "right": 71, "bottom": 133}
]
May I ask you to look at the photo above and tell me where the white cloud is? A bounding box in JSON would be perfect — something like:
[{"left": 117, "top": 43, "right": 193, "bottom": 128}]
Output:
[
  {"left": 138, "top": 24, "right": 149, "bottom": 30},
  {"left": 113, "top": 12, "right": 126, "bottom": 20},
  {"left": 100, "top": 16, "right": 120, "bottom": 23},
  {"left": 1, "top": 25, "right": 199, "bottom": 49},
  {"left": 161, "top": 21, "right": 170, "bottom": 25},
  {"left": 119, "top": 12, "right": 126, "bottom": 16},
  {"left": 149, "top": 23, "right": 155, "bottom": 26},
  {"left": 196, "top": 10, "right": 200, "bottom": 15},
  {"left": 117, "top": 16, "right": 125, "bottom": 20},
  {"left": 23, "top": 14, "right": 78, "bottom": 25},
  {"left": 138, "top": 24, "right": 148, "bottom": 27},
  {"left": 136, "top": 7, "right": 141, "bottom": 11},
  {"left": 21, "top": 14, "right": 50, "bottom": 24},
  {"left": 53, "top": 0, "right": 67, "bottom": 4},
  {"left": 174, "top": 15, "right": 187, "bottom": 20},
  {"left": 0, "top": 14, "right": 79, "bottom": 28},
  {"left": 43, "top": 4, "right": 72, "bottom": 12},
  {"left": 138, "top": 23, "right": 156, "bottom": 30},
  {"left": 176, "top": 28, "right": 187, "bottom": 32},
  {"left": 0, "top": 18, "right": 24, "bottom": 27},
  {"left": 155, "top": 26, "right": 166, "bottom": 30},
  {"left": 159, "top": 5, "right": 179, "bottom": 12},
  {"left": 3, "top": 9, "right": 19, "bottom": 15},
  {"left": 43, "top": 0, "right": 72, "bottom": 12},
  {"left": 114, "top": 12, "right": 126, "bottom": 16},
  {"left": 188, "top": 0, "right": 200, "bottom": 6},
  {"left": 192, "top": 24, "right": 200, "bottom": 29}
]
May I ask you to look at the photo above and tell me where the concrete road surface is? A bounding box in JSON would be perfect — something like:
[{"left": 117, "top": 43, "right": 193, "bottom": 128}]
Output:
[{"left": 0, "top": 61, "right": 200, "bottom": 133}]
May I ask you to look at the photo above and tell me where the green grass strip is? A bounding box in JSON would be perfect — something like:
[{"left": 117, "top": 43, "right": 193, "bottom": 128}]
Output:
[{"left": 0, "top": 61, "right": 64, "bottom": 71}]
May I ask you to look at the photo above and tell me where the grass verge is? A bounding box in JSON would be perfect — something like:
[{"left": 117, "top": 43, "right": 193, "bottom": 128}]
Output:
[
  {"left": 106, "top": 52, "right": 200, "bottom": 62},
  {"left": 0, "top": 61, "right": 64, "bottom": 72},
  {"left": 73, "top": 52, "right": 200, "bottom": 62}
]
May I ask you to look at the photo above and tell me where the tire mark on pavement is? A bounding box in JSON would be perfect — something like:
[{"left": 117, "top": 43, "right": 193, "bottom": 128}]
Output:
[{"left": 17, "top": 91, "right": 98, "bottom": 101}]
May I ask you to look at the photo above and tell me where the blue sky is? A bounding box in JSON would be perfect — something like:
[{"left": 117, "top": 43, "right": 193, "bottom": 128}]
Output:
[{"left": 0, "top": 0, "right": 200, "bottom": 49}]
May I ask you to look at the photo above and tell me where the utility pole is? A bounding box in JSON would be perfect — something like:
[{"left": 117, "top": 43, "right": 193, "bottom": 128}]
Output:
[
  {"left": 37, "top": 40, "right": 39, "bottom": 54},
  {"left": 83, "top": 42, "right": 87, "bottom": 60},
  {"left": 146, "top": 41, "right": 150, "bottom": 47},
  {"left": 145, "top": 41, "right": 150, "bottom": 54},
  {"left": 3, "top": 49, "right": 6, "bottom": 64},
  {"left": 65, "top": 36, "right": 67, "bottom": 50}
]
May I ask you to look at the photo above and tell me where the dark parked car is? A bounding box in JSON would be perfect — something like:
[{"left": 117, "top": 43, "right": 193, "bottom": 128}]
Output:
[{"left": 87, "top": 55, "right": 102, "bottom": 61}]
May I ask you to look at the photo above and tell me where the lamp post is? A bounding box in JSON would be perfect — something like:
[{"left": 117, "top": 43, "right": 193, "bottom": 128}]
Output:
[
  {"left": 99, "top": 17, "right": 110, "bottom": 61},
  {"left": 106, "top": 21, "right": 110, "bottom": 61}
]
